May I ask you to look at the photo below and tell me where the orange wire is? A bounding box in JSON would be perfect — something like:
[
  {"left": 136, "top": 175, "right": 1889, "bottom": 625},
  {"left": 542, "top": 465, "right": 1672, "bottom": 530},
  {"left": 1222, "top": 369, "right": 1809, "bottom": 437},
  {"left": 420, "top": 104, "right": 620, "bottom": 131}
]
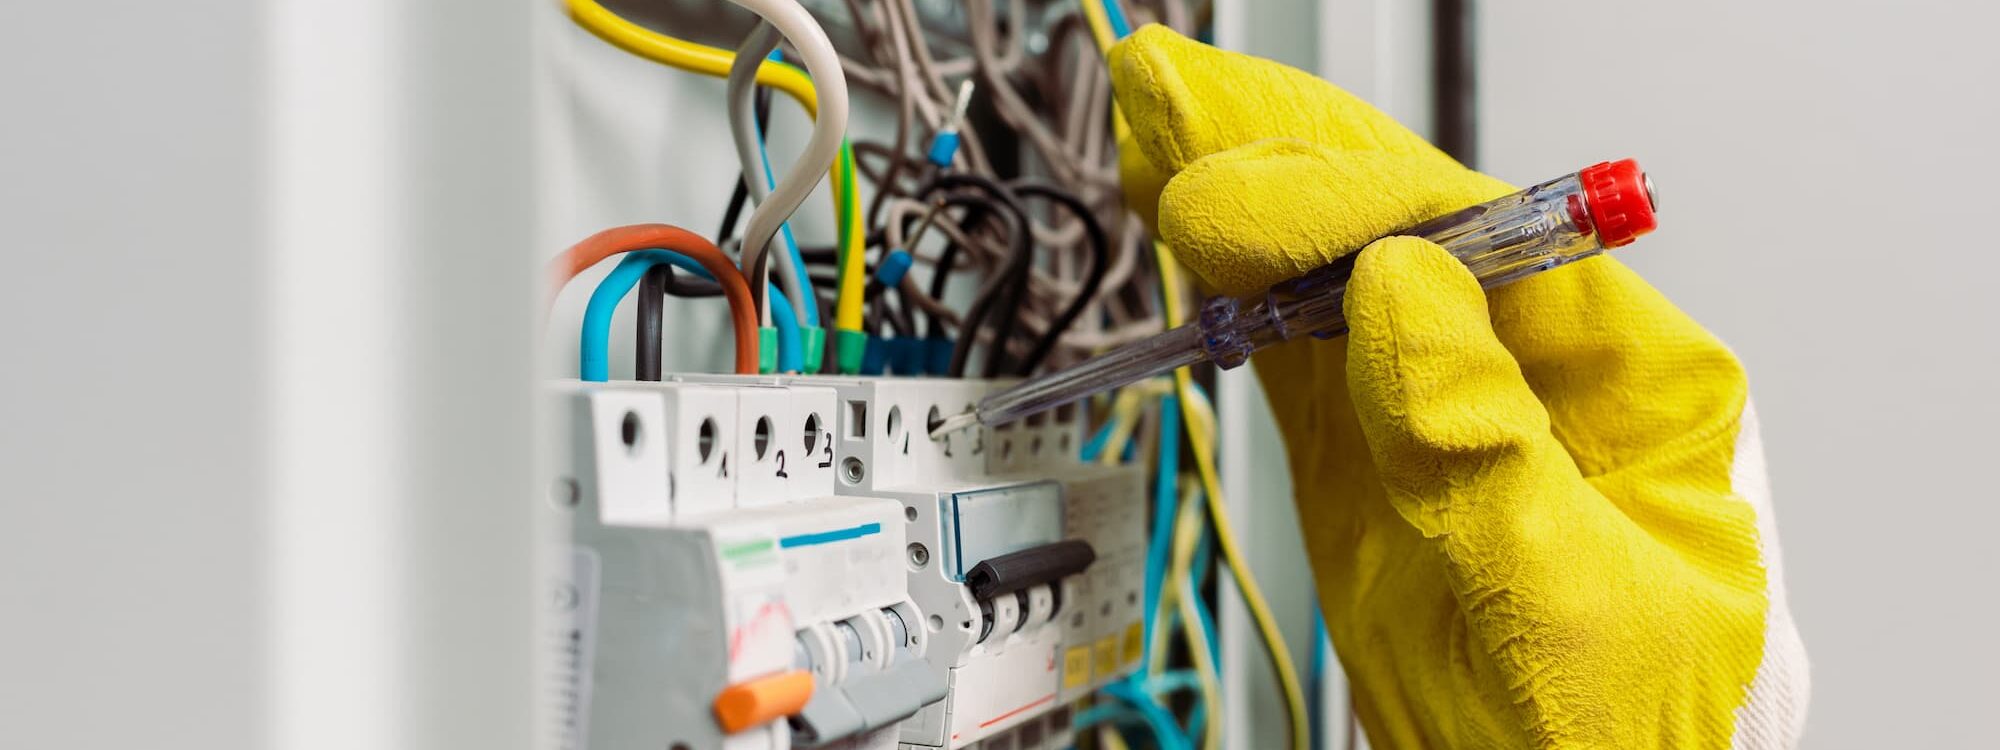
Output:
[{"left": 547, "top": 224, "right": 761, "bottom": 375}]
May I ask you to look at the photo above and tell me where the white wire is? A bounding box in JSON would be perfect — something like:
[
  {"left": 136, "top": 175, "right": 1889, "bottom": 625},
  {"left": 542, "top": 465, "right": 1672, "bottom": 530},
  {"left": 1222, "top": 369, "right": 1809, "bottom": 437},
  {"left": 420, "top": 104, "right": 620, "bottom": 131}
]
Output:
[{"left": 724, "top": 0, "right": 849, "bottom": 324}]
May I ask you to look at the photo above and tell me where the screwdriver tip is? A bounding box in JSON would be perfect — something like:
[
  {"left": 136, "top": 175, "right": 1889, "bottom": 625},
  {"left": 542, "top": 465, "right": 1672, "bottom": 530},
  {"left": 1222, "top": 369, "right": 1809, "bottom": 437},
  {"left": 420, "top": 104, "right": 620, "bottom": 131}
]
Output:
[{"left": 926, "top": 410, "right": 980, "bottom": 440}]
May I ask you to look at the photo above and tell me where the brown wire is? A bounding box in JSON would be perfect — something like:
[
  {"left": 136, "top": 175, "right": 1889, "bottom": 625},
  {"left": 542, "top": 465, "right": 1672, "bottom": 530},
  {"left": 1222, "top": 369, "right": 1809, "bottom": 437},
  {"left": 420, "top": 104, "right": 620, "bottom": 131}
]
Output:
[{"left": 546, "top": 224, "right": 761, "bottom": 374}]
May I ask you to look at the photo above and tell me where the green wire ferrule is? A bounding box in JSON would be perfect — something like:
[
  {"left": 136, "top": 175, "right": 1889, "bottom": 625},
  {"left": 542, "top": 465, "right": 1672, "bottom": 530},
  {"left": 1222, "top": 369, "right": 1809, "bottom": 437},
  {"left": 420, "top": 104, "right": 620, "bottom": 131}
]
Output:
[
  {"left": 758, "top": 327, "right": 778, "bottom": 374},
  {"left": 802, "top": 326, "right": 827, "bottom": 372},
  {"left": 835, "top": 328, "right": 868, "bottom": 375}
]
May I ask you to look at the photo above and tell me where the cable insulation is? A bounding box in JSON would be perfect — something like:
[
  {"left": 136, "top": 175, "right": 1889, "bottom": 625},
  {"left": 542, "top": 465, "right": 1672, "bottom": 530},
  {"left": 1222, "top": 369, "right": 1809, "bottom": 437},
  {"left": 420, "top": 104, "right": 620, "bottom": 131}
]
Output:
[
  {"left": 547, "top": 224, "right": 759, "bottom": 374},
  {"left": 1154, "top": 241, "right": 1309, "bottom": 750}
]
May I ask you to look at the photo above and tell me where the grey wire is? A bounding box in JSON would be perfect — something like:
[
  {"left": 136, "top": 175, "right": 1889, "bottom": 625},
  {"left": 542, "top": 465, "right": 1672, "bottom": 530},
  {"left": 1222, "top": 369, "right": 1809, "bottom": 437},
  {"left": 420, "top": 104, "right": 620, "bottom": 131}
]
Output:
[
  {"left": 725, "top": 23, "right": 808, "bottom": 327},
  {"left": 725, "top": 0, "right": 850, "bottom": 326},
  {"left": 964, "top": 0, "right": 1079, "bottom": 185}
]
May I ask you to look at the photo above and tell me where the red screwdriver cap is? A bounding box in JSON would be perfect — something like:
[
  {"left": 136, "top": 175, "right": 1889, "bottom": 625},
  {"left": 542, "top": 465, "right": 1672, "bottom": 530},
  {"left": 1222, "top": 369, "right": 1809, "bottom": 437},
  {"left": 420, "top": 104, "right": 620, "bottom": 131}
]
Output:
[{"left": 1579, "top": 159, "right": 1658, "bottom": 248}]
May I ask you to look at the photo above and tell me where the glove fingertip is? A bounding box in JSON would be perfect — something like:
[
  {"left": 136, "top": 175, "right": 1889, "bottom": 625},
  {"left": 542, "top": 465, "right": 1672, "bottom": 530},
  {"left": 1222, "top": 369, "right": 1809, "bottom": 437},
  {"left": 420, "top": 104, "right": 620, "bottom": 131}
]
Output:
[
  {"left": 1345, "top": 238, "right": 1566, "bottom": 534},
  {"left": 1109, "top": 24, "right": 1201, "bottom": 171}
]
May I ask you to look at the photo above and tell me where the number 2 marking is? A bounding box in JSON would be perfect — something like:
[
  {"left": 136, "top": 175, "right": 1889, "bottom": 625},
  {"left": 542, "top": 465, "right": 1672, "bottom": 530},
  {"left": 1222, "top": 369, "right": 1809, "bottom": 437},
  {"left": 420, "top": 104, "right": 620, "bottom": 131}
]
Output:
[{"left": 774, "top": 449, "right": 788, "bottom": 479}]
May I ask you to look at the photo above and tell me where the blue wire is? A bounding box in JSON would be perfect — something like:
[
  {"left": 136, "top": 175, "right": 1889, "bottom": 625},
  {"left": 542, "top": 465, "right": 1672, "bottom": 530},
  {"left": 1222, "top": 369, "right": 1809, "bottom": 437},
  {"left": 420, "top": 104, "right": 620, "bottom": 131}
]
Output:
[
  {"left": 1080, "top": 416, "right": 1118, "bottom": 462},
  {"left": 1309, "top": 607, "right": 1330, "bottom": 750},
  {"left": 1140, "top": 394, "right": 1182, "bottom": 678},
  {"left": 1137, "top": 669, "right": 1203, "bottom": 696},
  {"left": 757, "top": 50, "right": 817, "bottom": 327},
  {"left": 1103, "top": 0, "right": 1135, "bottom": 38},
  {"left": 1100, "top": 680, "right": 1194, "bottom": 750},
  {"left": 580, "top": 250, "right": 801, "bottom": 381}
]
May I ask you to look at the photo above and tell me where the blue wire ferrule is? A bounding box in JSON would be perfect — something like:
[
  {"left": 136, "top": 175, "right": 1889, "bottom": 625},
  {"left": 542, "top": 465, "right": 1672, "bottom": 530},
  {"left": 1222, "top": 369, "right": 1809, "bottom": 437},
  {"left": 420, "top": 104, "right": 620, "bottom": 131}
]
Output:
[
  {"left": 924, "top": 336, "right": 954, "bottom": 376},
  {"left": 874, "top": 249, "right": 915, "bottom": 288},
  {"left": 926, "top": 131, "right": 961, "bottom": 168},
  {"left": 926, "top": 80, "right": 977, "bottom": 169},
  {"left": 889, "top": 337, "right": 926, "bottom": 375},
  {"left": 861, "top": 335, "right": 889, "bottom": 375}
]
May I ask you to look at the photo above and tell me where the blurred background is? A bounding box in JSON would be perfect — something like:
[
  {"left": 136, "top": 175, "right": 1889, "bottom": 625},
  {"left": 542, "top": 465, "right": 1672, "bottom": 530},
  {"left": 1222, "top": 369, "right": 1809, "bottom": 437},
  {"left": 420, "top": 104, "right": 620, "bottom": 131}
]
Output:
[{"left": 4, "top": 0, "right": 1994, "bottom": 747}]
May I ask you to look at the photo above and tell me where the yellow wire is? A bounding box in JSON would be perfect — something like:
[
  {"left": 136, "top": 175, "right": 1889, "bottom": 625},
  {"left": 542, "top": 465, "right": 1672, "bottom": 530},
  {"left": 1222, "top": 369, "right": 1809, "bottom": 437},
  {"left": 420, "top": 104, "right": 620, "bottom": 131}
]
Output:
[
  {"left": 1099, "top": 379, "right": 1173, "bottom": 466},
  {"left": 568, "top": 0, "right": 819, "bottom": 114},
  {"left": 1099, "top": 391, "right": 1145, "bottom": 466},
  {"left": 835, "top": 150, "right": 866, "bottom": 331},
  {"left": 1076, "top": 1, "right": 1131, "bottom": 142},
  {"left": 566, "top": 0, "right": 864, "bottom": 334},
  {"left": 1079, "top": 0, "right": 1118, "bottom": 54},
  {"left": 1097, "top": 725, "right": 1132, "bottom": 750},
  {"left": 1154, "top": 241, "right": 1310, "bottom": 750},
  {"left": 1169, "top": 479, "right": 1225, "bottom": 750}
]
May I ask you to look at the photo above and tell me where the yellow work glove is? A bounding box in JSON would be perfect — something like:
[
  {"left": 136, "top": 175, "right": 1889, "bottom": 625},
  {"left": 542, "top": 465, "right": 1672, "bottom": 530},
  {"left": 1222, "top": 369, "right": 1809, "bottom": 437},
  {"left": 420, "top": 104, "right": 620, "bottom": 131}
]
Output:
[{"left": 1110, "top": 25, "right": 1808, "bottom": 749}]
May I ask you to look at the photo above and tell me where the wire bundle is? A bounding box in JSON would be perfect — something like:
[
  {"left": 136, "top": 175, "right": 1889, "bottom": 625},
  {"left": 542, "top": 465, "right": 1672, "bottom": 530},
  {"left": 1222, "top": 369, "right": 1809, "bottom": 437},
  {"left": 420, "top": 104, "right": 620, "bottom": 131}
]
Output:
[{"left": 547, "top": 2, "right": 1322, "bottom": 749}]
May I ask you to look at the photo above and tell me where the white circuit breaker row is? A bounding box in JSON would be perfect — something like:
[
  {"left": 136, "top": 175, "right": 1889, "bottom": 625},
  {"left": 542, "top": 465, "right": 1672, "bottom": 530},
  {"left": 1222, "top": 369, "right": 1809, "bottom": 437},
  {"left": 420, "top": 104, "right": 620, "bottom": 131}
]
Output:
[{"left": 544, "top": 375, "right": 1148, "bottom": 750}]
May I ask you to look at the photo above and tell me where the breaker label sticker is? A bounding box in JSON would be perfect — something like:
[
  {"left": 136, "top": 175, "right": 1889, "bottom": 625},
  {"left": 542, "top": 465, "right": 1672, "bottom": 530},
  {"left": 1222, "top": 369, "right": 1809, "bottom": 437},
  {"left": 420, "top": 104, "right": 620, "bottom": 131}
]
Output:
[
  {"left": 1062, "top": 646, "right": 1093, "bottom": 689},
  {"left": 551, "top": 547, "right": 601, "bottom": 750},
  {"left": 1093, "top": 635, "right": 1121, "bottom": 678},
  {"left": 1122, "top": 621, "right": 1145, "bottom": 666}
]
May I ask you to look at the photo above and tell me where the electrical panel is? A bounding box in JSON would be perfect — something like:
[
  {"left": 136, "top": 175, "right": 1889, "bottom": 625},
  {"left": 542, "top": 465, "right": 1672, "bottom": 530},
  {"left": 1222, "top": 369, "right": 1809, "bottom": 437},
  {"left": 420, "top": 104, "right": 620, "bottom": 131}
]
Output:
[{"left": 545, "top": 376, "right": 1146, "bottom": 750}]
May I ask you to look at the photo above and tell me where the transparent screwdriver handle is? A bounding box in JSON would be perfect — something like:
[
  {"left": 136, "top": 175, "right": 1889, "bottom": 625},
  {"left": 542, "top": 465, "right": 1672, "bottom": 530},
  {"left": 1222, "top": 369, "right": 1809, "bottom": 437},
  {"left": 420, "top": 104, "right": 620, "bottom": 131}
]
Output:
[
  {"left": 1199, "top": 165, "right": 1652, "bottom": 367},
  {"left": 937, "top": 160, "right": 1658, "bottom": 435}
]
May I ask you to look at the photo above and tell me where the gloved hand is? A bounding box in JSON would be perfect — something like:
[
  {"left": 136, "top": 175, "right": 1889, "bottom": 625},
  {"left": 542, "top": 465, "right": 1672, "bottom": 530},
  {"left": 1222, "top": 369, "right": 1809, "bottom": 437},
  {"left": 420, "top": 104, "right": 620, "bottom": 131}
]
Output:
[{"left": 1110, "top": 25, "right": 1808, "bottom": 749}]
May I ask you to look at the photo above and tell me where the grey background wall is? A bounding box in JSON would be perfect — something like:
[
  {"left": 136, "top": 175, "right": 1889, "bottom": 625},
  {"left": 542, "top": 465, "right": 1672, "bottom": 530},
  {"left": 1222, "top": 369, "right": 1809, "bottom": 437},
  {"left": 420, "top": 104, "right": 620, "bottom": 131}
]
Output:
[
  {"left": 2, "top": 2, "right": 266, "bottom": 746},
  {"left": 3, "top": 1, "right": 542, "bottom": 748},
  {"left": 1481, "top": 2, "right": 2000, "bottom": 745}
]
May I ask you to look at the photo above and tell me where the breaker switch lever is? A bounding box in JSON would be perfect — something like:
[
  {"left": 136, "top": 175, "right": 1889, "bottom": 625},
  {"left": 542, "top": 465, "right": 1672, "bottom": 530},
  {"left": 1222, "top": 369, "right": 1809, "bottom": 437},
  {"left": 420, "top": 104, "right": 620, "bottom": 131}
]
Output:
[{"left": 965, "top": 539, "right": 1095, "bottom": 601}]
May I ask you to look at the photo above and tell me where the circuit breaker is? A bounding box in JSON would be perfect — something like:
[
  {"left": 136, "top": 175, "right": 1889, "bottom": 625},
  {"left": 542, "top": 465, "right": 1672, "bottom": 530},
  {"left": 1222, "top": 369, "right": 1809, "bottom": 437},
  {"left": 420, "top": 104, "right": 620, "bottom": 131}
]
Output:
[{"left": 545, "top": 376, "right": 1147, "bottom": 750}]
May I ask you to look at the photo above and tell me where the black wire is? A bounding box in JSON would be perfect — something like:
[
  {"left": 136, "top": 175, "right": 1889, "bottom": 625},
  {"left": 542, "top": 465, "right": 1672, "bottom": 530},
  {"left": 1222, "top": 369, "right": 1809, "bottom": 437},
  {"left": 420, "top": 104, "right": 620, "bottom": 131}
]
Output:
[
  {"left": 917, "top": 174, "right": 1032, "bottom": 378},
  {"left": 666, "top": 276, "right": 724, "bottom": 297},
  {"left": 636, "top": 264, "right": 727, "bottom": 382},
  {"left": 798, "top": 246, "right": 843, "bottom": 265},
  {"left": 920, "top": 203, "right": 994, "bottom": 340},
  {"left": 892, "top": 285, "right": 918, "bottom": 339},
  {"left": 637, "top": 264, "right": 668, "bottom": 382},
  {"left": 880, "top": 289, "right": 914, "bottom": 338},
  {"left": 925, "top": 238, "right": 963, "bottom": 339},
  {"left": 717, "top": 85, "right": 777, "bottom": 245},
  {"left": 909, "top": 194, "right": 1003, "bottom": 366},
  {"left": 1007, "top": 181, "right": 1110, "bottom": 375},
  {"left": 869, "top": 195, "right": 994, "bottom": 342}
]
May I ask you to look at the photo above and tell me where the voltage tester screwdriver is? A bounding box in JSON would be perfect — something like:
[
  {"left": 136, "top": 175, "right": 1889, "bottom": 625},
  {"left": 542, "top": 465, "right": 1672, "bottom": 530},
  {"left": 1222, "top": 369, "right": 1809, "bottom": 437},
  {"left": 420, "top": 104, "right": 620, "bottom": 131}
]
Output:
[{"left": 929, "top": 159, "right": 1660, "bottom": 438}]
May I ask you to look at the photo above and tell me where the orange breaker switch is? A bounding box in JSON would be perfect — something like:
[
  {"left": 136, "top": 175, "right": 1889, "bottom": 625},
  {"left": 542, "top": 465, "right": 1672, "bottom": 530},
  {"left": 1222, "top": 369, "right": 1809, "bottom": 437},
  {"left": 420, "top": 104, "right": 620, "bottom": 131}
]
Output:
[{"left": 713, "top": 669, "right": 815, "bottom": 734}]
